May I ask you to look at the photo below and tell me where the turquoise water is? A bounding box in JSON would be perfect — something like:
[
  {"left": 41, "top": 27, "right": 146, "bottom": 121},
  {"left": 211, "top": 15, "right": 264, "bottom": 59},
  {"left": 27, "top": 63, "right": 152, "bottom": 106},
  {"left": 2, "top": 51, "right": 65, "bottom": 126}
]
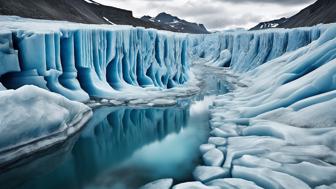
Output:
[{"left": 0, "top": 66, "right": 230, "bottom": 189}]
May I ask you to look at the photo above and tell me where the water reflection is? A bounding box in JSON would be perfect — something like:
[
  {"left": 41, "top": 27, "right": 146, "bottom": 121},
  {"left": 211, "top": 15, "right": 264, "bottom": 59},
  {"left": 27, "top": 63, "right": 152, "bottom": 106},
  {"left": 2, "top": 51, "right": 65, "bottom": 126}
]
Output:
[
  {"left": 0, "top": 104, "right": 210, "bottom": 189},
  {"left": 0, "top": 135, "right": 79, "bottom": 189},
  {"left": 71, "top": 107, "right": 191, "bottom": 189},
  {"left": 88, "top": 97, "right": 212, "bottom": 189},
  {"left": 79, "top": 106, "right": 189, "bottom": 168}
]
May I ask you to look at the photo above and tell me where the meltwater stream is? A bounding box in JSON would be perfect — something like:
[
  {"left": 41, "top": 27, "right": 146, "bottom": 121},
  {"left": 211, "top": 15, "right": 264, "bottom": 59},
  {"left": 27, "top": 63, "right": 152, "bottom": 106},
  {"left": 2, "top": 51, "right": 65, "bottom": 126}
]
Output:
[{"left": 0, "top": 66, "right": 231, "bottom": 189}]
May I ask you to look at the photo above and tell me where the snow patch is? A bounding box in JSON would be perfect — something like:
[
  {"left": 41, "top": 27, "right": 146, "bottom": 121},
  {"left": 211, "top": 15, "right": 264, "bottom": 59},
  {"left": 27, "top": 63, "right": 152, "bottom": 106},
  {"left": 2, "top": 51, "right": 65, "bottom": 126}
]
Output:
[{"left": 102, "top": 17, "right": 115, "bottom": 25}]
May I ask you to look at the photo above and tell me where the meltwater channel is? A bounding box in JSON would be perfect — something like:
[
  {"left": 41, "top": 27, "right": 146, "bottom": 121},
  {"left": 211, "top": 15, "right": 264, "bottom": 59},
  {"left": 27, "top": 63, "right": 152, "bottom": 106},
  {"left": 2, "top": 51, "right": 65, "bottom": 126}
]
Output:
[{"left": 0, "top": 66, "right": 232, "bottom": 189}]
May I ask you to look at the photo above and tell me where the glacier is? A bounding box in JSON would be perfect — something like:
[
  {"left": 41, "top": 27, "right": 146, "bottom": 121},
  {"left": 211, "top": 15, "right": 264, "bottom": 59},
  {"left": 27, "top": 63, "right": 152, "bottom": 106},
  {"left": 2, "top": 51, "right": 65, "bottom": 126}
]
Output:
[
  {"left": 1, "top": 15, "right": 336, "bottom": 189},
  {"left": 0, "top": 16, "right": 190, "bottom": 102}
]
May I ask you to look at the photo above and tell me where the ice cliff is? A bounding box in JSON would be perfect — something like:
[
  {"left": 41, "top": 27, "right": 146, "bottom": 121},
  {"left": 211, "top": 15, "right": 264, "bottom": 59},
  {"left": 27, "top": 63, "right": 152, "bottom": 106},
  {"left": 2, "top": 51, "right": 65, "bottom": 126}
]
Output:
[
  {"left": 188, "top": 26, "right": 322, "bottom": 72},
  {"left": 0, "top": 17, "right": 189, "bottom": 102}
]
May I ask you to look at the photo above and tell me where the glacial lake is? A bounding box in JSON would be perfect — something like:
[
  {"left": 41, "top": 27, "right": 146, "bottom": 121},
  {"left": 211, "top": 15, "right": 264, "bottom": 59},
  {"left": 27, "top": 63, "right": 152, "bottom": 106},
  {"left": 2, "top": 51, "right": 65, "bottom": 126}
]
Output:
[{"left": 0, "top": 66, "right": 231, "bottom": 189}]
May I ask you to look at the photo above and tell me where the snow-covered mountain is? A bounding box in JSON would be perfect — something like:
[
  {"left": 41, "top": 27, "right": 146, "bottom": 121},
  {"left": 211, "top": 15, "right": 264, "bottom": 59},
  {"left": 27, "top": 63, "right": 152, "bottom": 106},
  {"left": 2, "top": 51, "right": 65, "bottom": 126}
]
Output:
[
  {"left": 251, "top": 0, "right": 336, "bottom": 30},
  {"left": 141, "top": 12, "right": 210, "bottom": 34},
  {"left": 250, "top": 17, "right": 287, "bottom": 30}
]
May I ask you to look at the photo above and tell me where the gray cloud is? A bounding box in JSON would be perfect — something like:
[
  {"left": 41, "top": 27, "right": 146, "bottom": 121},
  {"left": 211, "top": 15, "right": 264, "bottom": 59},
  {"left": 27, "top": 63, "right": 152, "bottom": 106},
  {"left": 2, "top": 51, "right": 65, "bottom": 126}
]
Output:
[
  {"left": 95, "top": 0, "right": 316, "bottom": 30},
  {"left": 215, "top": 0, "right": 316, "bottom": 6},
  {"left": 199, "top": 13, "right": 263, "bottom": 29},
  {"left": 142, "top": 0, "right": 316, "bottom": 5}
]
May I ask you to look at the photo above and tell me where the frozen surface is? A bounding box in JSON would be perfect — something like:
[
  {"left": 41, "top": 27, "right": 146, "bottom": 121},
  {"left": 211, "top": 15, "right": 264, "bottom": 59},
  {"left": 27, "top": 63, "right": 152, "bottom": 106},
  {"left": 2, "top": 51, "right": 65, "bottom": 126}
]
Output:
[
  {"left": 202, "top": 148, "right": 224, "bottom": 167},
  {"left": 173, "top": 181, "right": 220, "bottom": 189},
  {"left": 0, "top": 16, "right": 191, "bottom": 105},
  {"left": 208, "top": 137, "right": 227, "bottom": 146},
  {"left": 139, "top": 178, "right": 173, "bottom": 189},
  {"left": 200, "top": 23, "right": 336, "bottom": 188},
  {"left": 199, "top": 144, "right": 216, "bottom": 154},
  {"left": 0, "top": 85, "right": 92, "bottom": 165},
  {"left": 207, "top": 178, "right": 263, "bottom": 189},
  {"left": 193, "top": 166, "right": 229, "bottom": 183}
]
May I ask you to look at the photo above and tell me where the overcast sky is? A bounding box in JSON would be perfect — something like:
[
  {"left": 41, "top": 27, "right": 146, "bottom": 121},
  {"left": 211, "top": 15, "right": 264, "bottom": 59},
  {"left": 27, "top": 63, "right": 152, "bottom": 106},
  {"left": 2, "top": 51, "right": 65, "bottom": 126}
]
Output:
[{"left": 94, "top": 0, "right": 316, "bottom": 30}]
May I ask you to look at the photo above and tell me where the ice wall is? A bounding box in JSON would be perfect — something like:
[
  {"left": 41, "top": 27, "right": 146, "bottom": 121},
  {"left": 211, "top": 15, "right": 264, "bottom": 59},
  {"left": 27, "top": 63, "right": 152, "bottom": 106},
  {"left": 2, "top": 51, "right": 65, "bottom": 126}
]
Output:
[
  {"left": 0, "top": 31, "right": 21, "bottom": 91},
  {"left": 0, "top": 17, "right": 189, "bottom": 101},
  {"left": 188, "top": 26, "right": 322, "bottom": 72}
]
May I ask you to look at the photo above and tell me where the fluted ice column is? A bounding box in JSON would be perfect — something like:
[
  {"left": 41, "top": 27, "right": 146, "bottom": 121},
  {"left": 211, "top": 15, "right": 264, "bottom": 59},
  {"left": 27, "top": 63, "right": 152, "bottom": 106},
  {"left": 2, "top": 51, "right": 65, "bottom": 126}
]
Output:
[{"left": 0, "top": 19, "right": 189, "bottom": 101}]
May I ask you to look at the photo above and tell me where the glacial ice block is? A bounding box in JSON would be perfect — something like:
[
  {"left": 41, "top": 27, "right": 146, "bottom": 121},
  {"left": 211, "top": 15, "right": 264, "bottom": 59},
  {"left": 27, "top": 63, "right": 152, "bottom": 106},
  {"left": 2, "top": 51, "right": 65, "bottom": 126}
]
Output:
[{"left": 0, "top": 85, "right": 92, "bottom": 165}]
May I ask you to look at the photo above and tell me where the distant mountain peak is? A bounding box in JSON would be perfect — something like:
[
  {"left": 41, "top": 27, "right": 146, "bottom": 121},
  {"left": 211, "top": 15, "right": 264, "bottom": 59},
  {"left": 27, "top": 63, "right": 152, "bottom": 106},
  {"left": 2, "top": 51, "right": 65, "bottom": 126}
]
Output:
[
  {"left": 141, "top": 12, "right": 209, "bottom": 34},
  {"left": 156, "top": 12, "right": 171, "bottom": 17},
  {"left": 155, "top": 12, "right": 179, "bottom": 22}
]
